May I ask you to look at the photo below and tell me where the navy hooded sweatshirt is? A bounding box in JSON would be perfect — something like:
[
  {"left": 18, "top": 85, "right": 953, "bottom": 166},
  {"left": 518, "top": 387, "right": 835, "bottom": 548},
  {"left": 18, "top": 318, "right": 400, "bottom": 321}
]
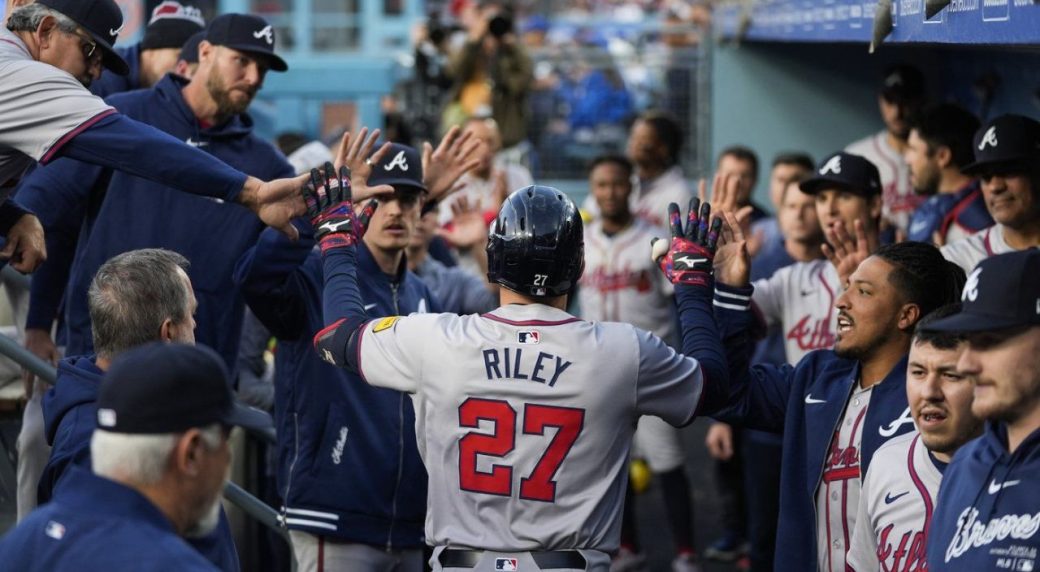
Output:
[
  {"left": 38, "top": 355, "right": 239, "bottom": 572},
  {"left": 927, "top": 422, "right": 1040, "bottom": 570},
  {"left": 234, "top": 224, "right": 438, "bottom": 548},
  {"left": 15, "top": 73, "right": 293, "bottom": 370}
]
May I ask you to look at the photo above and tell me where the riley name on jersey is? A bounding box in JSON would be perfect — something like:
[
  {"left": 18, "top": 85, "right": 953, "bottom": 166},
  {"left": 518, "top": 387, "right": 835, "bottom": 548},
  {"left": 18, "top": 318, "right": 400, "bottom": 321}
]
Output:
[{"left": 482, "top": 347, "right": 574, "bottom": 387}]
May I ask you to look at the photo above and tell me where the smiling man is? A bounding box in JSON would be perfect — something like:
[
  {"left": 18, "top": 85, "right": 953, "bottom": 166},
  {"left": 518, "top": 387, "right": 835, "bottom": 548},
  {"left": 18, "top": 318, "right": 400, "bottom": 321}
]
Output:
[
  {"left": 920, "top": 250, "right": 1040, "bottom": 570},
  {"left": 846, "top": 303, "right": 982, "bottom": 571}
]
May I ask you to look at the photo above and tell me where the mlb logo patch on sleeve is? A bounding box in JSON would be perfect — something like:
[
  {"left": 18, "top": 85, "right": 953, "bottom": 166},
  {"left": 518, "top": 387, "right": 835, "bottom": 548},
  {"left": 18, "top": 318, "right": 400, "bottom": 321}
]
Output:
[
  {"left": 517, "top": 331, "right": 540, "bottom": 344},
  {"left": 495, "top": 558, "right": 519, "bottom": 571}
]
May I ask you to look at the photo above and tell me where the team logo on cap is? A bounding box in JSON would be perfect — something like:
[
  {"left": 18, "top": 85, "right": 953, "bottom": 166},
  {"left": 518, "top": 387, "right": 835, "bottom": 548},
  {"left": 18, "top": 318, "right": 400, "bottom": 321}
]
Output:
[
  {"left": 384, "top": 150, "right": 410, "bottom": 172},
  {"left": 97, "top": 408, "right": 117, "bottom": 427},
  {"left": 820, "top": 155, "right": 842, "bottom": 175},
  {"left": 978, "top": 126, "right": 999, "bottom": 151},
  {"left": 253, "top": 25, "right": 275, "bottom": 45},
  {"left": 962, "top": 268, "right": 982, "bottom": 302},
  {"left": 149, "top": 1, "right": 205, "bottom": 26}
]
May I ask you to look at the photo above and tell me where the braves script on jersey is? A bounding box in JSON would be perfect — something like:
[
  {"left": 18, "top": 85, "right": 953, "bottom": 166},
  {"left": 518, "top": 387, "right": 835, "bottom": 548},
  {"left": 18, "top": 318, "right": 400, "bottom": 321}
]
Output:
[
  {"left": 818, "top": 384, "right": 873, "bottom": 572},
  {"left": 354, "top": 304, "right": 704, "bottom": 553},
  {"left": 579, "top": 218, "right": 675, "bottom": 344},
  {"left": 752, "top": 259, "right": 839, "bottom": 364},
  {"left": 846, "top": 132, "right": 923, "bottom": 234},
  {"left": 847, "top": 432, "right": 941, "bottom": 572}
]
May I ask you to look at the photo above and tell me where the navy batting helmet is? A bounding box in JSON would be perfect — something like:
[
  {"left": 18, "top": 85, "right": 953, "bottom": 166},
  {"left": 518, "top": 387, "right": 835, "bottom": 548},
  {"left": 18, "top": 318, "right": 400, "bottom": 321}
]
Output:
[{"left": 486, "top": 185, "right": 584, "bottom": 297}]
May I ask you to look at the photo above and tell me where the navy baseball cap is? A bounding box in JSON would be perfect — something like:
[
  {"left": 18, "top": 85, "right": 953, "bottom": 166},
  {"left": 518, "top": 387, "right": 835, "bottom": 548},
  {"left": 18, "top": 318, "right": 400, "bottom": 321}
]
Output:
[
  {"left": 178, "top": 30, "right": 207, "bottom": 64},
  {"left": 799, "top": 152, "right": 882, "bottom": 197},
  {"left": 141, "top": 2, "right": 205, "bottom": 51},
  {"left": 961, "top": 114, "right": 1040, "bottom": 176},
  {"left": 205, "top": 14, "right": 288, "bottom": 72},
  {"left": 36, "top": 0, "right": 130, "bottom": 75},
  {"left": 923, "top": 250, "right": 1040, "bottom": 333},
  {"left": 367, "top": 143, "right": 427, "bottom": 194},
  {"left": 96, "top": 343, "right": 272, "bottom": 434},
  {"left": 880, "top": 64, "right": 926, "bottom": 103}
]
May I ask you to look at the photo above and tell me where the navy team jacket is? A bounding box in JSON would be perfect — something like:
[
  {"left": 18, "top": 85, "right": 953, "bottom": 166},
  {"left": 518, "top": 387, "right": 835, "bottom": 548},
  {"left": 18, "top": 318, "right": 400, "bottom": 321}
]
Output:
[
  {"left": 15, "top": 73, "right": 293, "bottom": 370},
  {"left": 927, "top": 422, "right": 1040, "bottom": 570},
  {"left": 90, "top": 44, "right": 141, "bottom": 99},
  {"left": 234, "top": 224, "right": 438, "bottom": 548},
  {"left": 36, "top": 355, "right": 239, "bottom": 572},
  {"left": 712, "top": 284, "right": 915, "bottom": 571},
  {"left": 0, "top": 466, "right": 219, "bottom": 571}
]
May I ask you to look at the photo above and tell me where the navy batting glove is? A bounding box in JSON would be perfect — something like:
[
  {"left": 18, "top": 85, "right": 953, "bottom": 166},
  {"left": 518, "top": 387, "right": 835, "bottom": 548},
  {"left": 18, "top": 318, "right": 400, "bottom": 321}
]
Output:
[
  {"left": 651, "top": 198, "right": 723, "bottom": 288},
  {"left": 304, "top": 163, "right": 377, "bottom": 253}
]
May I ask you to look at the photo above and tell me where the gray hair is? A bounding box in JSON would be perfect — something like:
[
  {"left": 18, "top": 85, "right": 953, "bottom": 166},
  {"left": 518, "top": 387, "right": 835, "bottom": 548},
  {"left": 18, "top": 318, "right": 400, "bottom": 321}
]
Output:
[
  {"left": 91, "top": 424, "right": 223, "bottom": 485},
  {"left": 6, "top": 4, "right": 81, "bottom": 34},
  {"left": 88, "top": 249, "right": 191, "bottom": 359}
]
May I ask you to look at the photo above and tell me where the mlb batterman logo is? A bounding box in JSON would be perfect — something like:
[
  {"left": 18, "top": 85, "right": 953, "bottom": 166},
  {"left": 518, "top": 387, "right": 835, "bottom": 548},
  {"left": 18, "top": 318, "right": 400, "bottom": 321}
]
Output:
[
  {"left": 495, "top": 558, "right": 519, "bottom": 571},
  {"left": 517, "top": 331, "right": 540, "bottom": 344}
]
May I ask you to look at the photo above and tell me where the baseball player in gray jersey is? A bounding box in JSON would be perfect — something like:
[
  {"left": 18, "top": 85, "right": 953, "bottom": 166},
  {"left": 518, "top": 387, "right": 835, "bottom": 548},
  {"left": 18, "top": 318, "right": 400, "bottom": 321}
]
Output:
[
  {"left": 305, "top": 162, "right": 735, "bottom": 571},
  {"left": 846, "top": 305, "right": 982, "bottom": 571}
]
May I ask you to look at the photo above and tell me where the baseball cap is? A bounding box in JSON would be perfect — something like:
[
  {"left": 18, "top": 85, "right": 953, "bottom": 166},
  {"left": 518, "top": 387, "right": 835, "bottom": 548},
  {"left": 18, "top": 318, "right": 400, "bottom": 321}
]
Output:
[
  {"left": 961, "top": 114, "right": 1040, "bottom": 176},
  {"left": 879, "top": 64, "right": 926, "bottom": 103},
  {"left": 366, "top": 143, "right": 427, "bottom": 194},
  {"left": 178, "top": 30, "right": 207, "bottom": 64},
  {"left": 799, "top": 152, "right": 882, "bottom": 197},
  {"left": 141, "top": 2, "right": 205, "bottom": 51},
  {"left": 96, "top": 343, "right": 273, "bottom": 434},
  {"left": 923, "top": 249, "right": 1040, "bottom": 333},
  {"left": 206, "top": 14, "right": 288, "bottom": 72},
  {"left": 36, "top": 0, "right": 130, "bottom": 76}
]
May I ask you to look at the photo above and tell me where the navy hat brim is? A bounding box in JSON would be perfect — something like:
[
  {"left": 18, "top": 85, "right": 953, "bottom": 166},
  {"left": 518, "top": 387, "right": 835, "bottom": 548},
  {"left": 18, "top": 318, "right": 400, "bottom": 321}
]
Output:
[
  {"left": 921, "top": 311, "right": 1026, "bottom": 333},
  {"left": 961, "top": 156, "right": 1035, "bottom": 176},
  {"left": 221, "top": 43, "right": 288, "bottom": 72},
  {"left": 383, "top": 180, "right": 428, "bottom": 194},
  {"left": 89, "top": 33, "right": 130, "bottom": 76},
  {"left": 799, "top": 175, "right": 876, "bottom": 197},
  {"left": 223, "top": 401, "right": 274, "bottom": 433}
]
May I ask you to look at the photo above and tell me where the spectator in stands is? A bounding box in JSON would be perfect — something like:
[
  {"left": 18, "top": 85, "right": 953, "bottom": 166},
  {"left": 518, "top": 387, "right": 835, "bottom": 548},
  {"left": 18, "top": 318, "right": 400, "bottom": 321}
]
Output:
[
  {"left": 0, "top": 341, "right": 270, "bottom": 571},
  {"left": 846, "top": 65, "right": 928, "bottom": 236},
  {"left": 941, "top": 114, "right": 1040, "bottom": 273},
  {"left": 90, "top": 1, "right": 205, "bottom": 98},
  {"left": 904, "top": 103, "right": 992, "bottom": 245},
  {"left": 35, "top": 249, "right": 241, "bottom": 571}
]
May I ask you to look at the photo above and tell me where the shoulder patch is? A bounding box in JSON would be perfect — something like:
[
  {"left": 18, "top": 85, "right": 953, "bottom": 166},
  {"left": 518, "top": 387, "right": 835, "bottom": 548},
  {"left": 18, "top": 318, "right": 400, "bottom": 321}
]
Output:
[{"left": 372, "top": 316, "right": 400, "bottom": 333}]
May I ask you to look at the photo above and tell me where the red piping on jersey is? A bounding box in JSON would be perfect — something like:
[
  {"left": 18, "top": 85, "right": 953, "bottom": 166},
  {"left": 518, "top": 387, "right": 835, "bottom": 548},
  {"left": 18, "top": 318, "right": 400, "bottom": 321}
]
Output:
[
  {"left": 481, "top": 313, "right": 582, "bottom": 327},
  {"left": 906, "top": 435, "right": 934, "bottom": 545},
  {"left": 983, "top": 228, "right": 995, "bottom": 256},
  {"left": 317, "top": 536, "right": 325, "bottom": 572},
  {"left": 939, "top": 185, "right": 982, "bottom": 238},
  {"left": 40, "top": 108, "right": 118, "bottom": 164}
]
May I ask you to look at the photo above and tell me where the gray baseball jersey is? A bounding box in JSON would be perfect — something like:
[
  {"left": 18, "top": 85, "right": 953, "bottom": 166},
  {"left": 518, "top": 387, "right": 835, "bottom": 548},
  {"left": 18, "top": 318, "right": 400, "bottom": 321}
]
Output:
[
  {"left": 752, "top": 259, "right": 840, "bottom": 364},
  {"left": 817, "top": 384, "right": 873, "bottom": 572},
  {"left": 355, "top": 303, "right": 704, "bottom": 553},
  {"left": 579, "top": 217, "right": 675, "bottom": 345},
  {"left": 847, "top": 432, "right": 939, "bottom": 572},
  {"left": 846, "top": 131, "right": 923, "bottom": 235},
  {"left": 0, "top": 28, "right": 114, "bottom": 186},
  {"left": 940, "top": 224, "right": 1013, "bottom": 275}
]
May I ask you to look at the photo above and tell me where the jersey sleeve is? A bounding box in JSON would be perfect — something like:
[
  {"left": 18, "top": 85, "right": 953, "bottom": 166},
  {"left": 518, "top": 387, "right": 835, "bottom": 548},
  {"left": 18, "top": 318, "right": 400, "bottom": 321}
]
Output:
[
  {"left": 0, "top": 59, "right": 114, "bottom": 161},
  {"left": 940, "top": 233, "right": 985, "bottom": 275},
  {"left": 846, "top": 467, "right": 880, "bottom": 571},
  {"left": 634, "top": 328, "right": 702, "bottom": 426},
  {"left": 750, "top": 266, "right": 786, "bottom": 327},
  {"left": 356, "top": 314, "right": 441, "bottom": 393}
]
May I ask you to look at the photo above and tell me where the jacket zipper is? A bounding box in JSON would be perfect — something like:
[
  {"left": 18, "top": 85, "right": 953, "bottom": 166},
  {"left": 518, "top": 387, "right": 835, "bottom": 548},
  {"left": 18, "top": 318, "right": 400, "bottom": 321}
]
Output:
[
  {"left": 283, "top": 412, "right": 301, "bottom": 524},
  {"left": 387, "top": 282, "right": 404, "bottom": 551}
]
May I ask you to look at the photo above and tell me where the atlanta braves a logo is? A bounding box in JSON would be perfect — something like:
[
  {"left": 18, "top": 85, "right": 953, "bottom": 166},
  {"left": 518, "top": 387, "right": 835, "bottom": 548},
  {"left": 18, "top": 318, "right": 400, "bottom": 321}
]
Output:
[
  {"left": 962, "top": 268, "right": 982, "bottom": 302},
  {"left": 384, "top": 150, "right": 409, "bottom": 171},
  {"left": 253, "top": 25, "right": 275, "bottom": 45},
  {"left": 786, "top": 315, "right": 835, "bottom": 352},
  {"left": 978, "top": 126, "right": 999, "bottom": 151},
  {"left": 879, "top": 407, "right": 914, "bottom": 437},
  {"left": 820, "top": 155, "right": 843, "bottom": 175},
  {"left": 877, "top": 525, "right": 927, "bottom": 571}
]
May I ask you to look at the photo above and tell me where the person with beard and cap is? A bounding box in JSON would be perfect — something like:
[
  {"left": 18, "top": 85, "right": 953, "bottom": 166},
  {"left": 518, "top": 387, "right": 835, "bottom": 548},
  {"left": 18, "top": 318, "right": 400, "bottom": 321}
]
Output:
[
  {"left": 0, "top": 341, "right": 272, "bottom": 572},
  {"left": 33, "top": 250, "right": 244, "bottom": 572},
  {"left": 90, "top": 1, "right": 205, "bottom": 98},
  {"left": 845, "top": 303, "right": 983, "bottom": 571},
  {"left": 0, "top": 0, "right": 308, "bottom": 270},
  {"left": 12, "top": 13, "right": 293, "bottom": 533},
  {"left": 709, "top": 231, "right": 965, "bottom": 571},
  {"left": 846, "top": 65, "right": 928, "bottom": 237},
  {"left": 903, "top": 103, "right": 992, "bottom": 245},
  {"left": 919, "top": 250, "right": 1040, "bottom": 570},
  {"left": 234, "top": 135, "right": 475, "bottom": 572},
  {"left": 940, "top": 114, "right": 1040, "bottom": 274}
]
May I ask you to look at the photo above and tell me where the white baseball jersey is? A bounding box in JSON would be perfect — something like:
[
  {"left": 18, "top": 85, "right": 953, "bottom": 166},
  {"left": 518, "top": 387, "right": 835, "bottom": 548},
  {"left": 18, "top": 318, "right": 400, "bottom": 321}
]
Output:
[
  {"left": 752, "top": 259, "right": 839, "bottom": 364},
  {"left": 0, "top": 28, "right": 115, "bottom": 187},
  {"left": 581, "top": 166, "right": 694, "bottom": 229},
  {"left": 847, "top": 432, "right": 940, "bottom": 572},
  {"left": 355, "top": 303, "right": 704, "bottom": 553},
  {"left": 817, "top": 384, "right": 874, "bottom": 572},
  {"left": 579, "top": 218, "right": 675, "bottom": 345},
  {"left": 846, "top": 131, "right": 924, "bottom": 235},
  {"left": 940, "top": 224, "right": 1015, "bottom": 275}
]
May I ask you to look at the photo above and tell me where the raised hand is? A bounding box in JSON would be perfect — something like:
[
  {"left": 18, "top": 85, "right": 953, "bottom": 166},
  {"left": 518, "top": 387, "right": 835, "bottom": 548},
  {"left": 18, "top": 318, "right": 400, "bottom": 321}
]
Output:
[
  {"left": 304, "top": 163, "right": 367, "bottom": 253},
  {"left": 422, "top": 125, "right": 483, "bottom": 203},
  {"left": 713, "top": 210, "right": 751, "bottom": 288},
  {"left": 436, "top": 196, "right": 489, "bottom": 249},
  {"left": 651, "top": 198, "right": 724, "bottom": 287},
  {"left": 822, "top": 219, "right": 876, "bottom": 287},
  {"left": 332, "top": 128, "right": 396, "bottom": 203}
]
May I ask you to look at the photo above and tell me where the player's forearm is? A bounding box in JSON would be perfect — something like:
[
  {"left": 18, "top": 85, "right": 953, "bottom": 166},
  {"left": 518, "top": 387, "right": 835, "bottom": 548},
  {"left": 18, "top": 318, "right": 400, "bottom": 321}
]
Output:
[
  {"left": 59, "top": 114, "right": 247, "bottom": 202},
  {"left": 675, "top": 283, "right": 731, "bottom": 415},
  {"left": 313, "top": 245, "right": 369, "bottom": 371}
]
